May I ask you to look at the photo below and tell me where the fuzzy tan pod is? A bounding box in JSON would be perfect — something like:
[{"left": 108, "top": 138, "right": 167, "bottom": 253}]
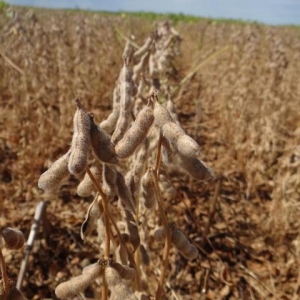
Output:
[
  {"left": 55, "top": 274, "right": 90, "bottom": 299},
  {"left": 181, "top": 244, "right": 198, "bottom": 260},
  {"left": 141, "top": 168, "right": 156, "bottom": 209},
  {"left": 110, "top": 261, "right": 136, "bottom": 281},
  {"left": 172, "top": 229, "right": 198, "bottom": 260},
  {"left": 139, "top": 244, "right": 150, "bottom": 266},
  {"left": 77, "top": 163, "right": 101, "bottom": 197},
  {"left": 166, "top": 97, "right": 179, "bottom": 123},
  {"left": 112, "top": 109, "right": 132, "bottom": 145},
  {"left": 162, "top": 122, "right": 200, "bottom": 158},
  {"left": 1, "top": 227, "right": 25, "bottom": 250},
  {"left": 68, "top": 99, "right": 91, "bottom": 175},
  {"left": 174, "top": 153, "right": 213, "bottom": 180},
  {"left": 90, "top": 114, "right": 119, "bottom": 165},
  {"left": 38, "top": 151, "right": 70, "bottom": 192},
  {"left": 133, "top": 98, "right": 145, "bottom": 118},
  {"left": 110, "top": 286, "right": 138, "bottom": 300},
  {"left": 82, "top": 261, "right": 105, "bottom": 277},
  {"left": 149, "top": 53, "right": 158, "bottom": 77},
  {"left": 133, "top": 52, "right": 150, "bottom": 83},
  {"left": 100, "top": 86, "right": 120, "bottom": 134},
  {"left": 125, "top": 209, "right": 140, "bottom": 251},
  {"left": 115, "top": 105, "right": 154, "bottom": 159},
  {"left": 116, "top": 171, "right": 136, "bottom": 215},
  {"left": 120, "top": 59, "right": 133, "bottom": 111},
  {"left": 123, "top": 41, "right": 134, "bottom": 63},
  {"left": 81, "top": 196, "right": 103, "bottom": 240},
  {"left": 55, "top": 261, "right": 103, "bottom": 299},
  {"left": 102, "top": 164, "right": 117, "bottom": 199},
  {"left": 100, "top": 106, "right": 120, "bottom": 134},
  {"left": 153, "top": 101, "right": 174, "bottom": 127},
  {"left": 133, "top": 36, "right": 153, "bottom": 60},
  {"left": 105, "top": 266, "right": 121, "bottom": 287},
  {"left": 153, "top": 227, "right": 166, "bottom": 243},
  {"left": 116, "top": 243, "right": 128, "bottom": 265},
  {"left": 105, "top": 267, "right": 138, "bottom": 300},
  {"left": 158, "top": 169, "right": 177, "bottom": 200}
]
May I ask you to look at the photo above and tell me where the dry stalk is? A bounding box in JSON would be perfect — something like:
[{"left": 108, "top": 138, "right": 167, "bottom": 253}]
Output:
[
  {"left": 85, "top": 165, "right": 142, "bottom": 292},
  {"left": 203, "top": 177, "right": 222, "bottom": 239},
  {"left": 0, "top": 50, "right": 25, "bottom": 75},
  {"left": 85, "top": 166, "right": 110, "bottom": 300},
  {"left": 152, "top": 134, "right": 172, "bottom": 300},
  {"left": 0, "top": 248, "right": 9, "bottom": 294}
]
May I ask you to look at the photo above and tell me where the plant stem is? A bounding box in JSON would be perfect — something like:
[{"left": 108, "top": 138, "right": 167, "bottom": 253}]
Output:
[
  {"left": 102, "top": 280, "right": 109, "bottom": 300},
  {"left": 86, "top": 166, "right": 142, "bottom": 291},
  {"left": 203, "top": 177, "right": 222, "bottom": 239},
  {"left": 0, "top": 247, "right": 9, "bottom": 294},
  {"left": 154, "top": 134, "right": 162, "bottom": 173},
  {"left": 86, "top": 166, "right": 110, "bottom": 300},
  {"left": 152, "top": 135, "right": 172, "bottom": 300},
  {"left": 86, "top": 167, "right": 110, "bottom": 257}
]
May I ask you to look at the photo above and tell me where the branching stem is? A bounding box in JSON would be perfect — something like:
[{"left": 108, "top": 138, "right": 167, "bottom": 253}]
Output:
[
  {"left": 86, "top": 165, "right": 142, "bottom": 291},
  {"left": 86, "top": 166, "right": 110, "bottom": 300}
]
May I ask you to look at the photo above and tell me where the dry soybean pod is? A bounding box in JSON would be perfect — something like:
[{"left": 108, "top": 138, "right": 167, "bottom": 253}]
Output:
[
  {"left": 81, "top": 195, "right": 103, "bottom": 240},
  {"left": 55, "top": 274, "right": 91, "bottom": 299},
  {"left": 141, "top": 168, "right": 156, "bottom": 209},
  {"left": 120, "top": 57, "right": 133, "bottom": 111},
  {"left": 136, "top": 78, "right": 145, "bottom": 99},
  {"left": 116, "top": 171, "right": 136, "bottom": 215},
  {"left": 100, "top": 86, "right": 120, "bottom": 134},
  {"left": 153, "top": 101, "right": 174, "bottom": 127},
  {"left": 133, "top": 97, "right": 145, "bottom": 118},
  {"left": 111, "top": 109, "right": 132, "bottom": 145},
  {"left": 133, "top": 51, "right": 150, "bottom": 83},
  {"left": 159, "top": 172, "right": 177, "bottom": 200},
  {"left": 1, "top": 227, "right": 25, "bottom": 250},
  {"left": 171, "top": 229, "right": 198, "bottom": 260},
  {"left": 171, "top": 229, "right": 189, "bottom": 249},
  {"left": 162, "top": 122, "right": 200, "bottom": 158},
  {"left": 102, "top": 164, "right": 117, "bottom": 200},
  {"left": 153, "top": 227, "right": 166, "bottom": 243},
  {"left": 133, "top": 35, "right": 153, "bottom": 60},
  {"left": 110, "top": 261, "right": 136, "bottom": 281},
  {"left": 115, "top": 104, "right": 154, "bottom": 159},
  {"left": 116, "top": 243, "right": 128, "bottom": 265},
  {"left": 38, "top": 151, "right": 70, "bottom": 192},
  {"left": 105, "top": 267, "right": 137, "bottom": 300},
  {"left": 149, "top": 53, "right": 158, "bottom": 78},
  {"left": 55, "top": 261, "right": 103, "bottom": 299},
  {"left": 181, "top": 244, "right": 198, "bottom": 260},
  {"left": 174, "top": 152, "right": 214, "bottom": 180},
  {"left": 82, "top": 261, "right": 105, "bottom": 277},
  {"left": 68, "top": 98, "right": 91, "bottom": 175},
  {"left": 77, "top": 162, "right": 102, "bottom": 197},
  {"left": 123, "top": 40, "right": 134, "bottom": 63},
  {"left": 166, "top": 96, "right": 179, "bottom": 124},
  {"left": 90, "top": 114, "right": 119, "bottom": 165},
  {"left": 125, "top": 209, "right": 140, "bottom": 251},
  {"left": 139, "top": 244, "right": 150, "bottom": 266}
]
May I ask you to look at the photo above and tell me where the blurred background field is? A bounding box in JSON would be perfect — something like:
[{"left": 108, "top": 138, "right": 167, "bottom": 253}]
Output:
[{"left": 0, "top": 4, "right": 300, "bottom": 299}]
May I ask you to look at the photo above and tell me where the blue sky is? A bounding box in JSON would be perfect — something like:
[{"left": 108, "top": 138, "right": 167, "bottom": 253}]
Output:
[{"left": 6, "top": 0, "right": 300, "bottom": 25}]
